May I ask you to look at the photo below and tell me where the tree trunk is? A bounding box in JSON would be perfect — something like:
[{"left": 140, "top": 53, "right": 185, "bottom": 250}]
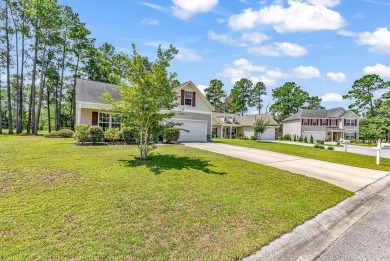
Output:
[
  {"left": 57, "top": 38, "right": 67, "bottom": 131},
  {"left": 71, "top": 55, "right": 80, "bottom": 130},
  {"left": 47, "top": 82, "right": 51, "bottom": 133},
  {"left": 5, "top": 0, "right": 13, "bottom": 134},
  {"left": 0, "top": 75, "right": 2, "bottom": 134},
  {"left": 19, "top": 28, "right": 25, "bottom": 133},
  {"left": 34, "top": 36, "right": 48, "bottom": 135},
  {"left": 28, "top": 33, "right": 39, "bottom": 134}
]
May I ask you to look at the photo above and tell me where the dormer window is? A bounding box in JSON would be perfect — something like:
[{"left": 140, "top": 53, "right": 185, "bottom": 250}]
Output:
[
  {"left": 224, "top": 116, "right": 228, "bottom": 122},
  {"left": 184, "top": 91, "right": 193, "bottom": 106},
  {"left": 232, "top": 117, "right": 236, "bottom": 123}
]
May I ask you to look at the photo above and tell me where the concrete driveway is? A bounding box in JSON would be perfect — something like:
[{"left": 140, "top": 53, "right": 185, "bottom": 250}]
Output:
[{"left": 184, "top": 142, "right": 389, "bottom": 192}]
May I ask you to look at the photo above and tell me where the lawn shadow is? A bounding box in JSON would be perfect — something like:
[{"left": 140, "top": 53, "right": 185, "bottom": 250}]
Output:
[{"left": 121, "top": 154, "right": 226, "bottom": 175}]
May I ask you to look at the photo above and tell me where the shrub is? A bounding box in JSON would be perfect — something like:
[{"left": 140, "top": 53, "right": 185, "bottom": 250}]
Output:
[
  {"left": 74, "top": 124, "right": 90, "bottom": 144},
  {"left": 58, "top": 129, "right": 74, "bottom": 138},
  {"left": 336, "top": 141, "right": 340, "bottom": 146},
  {"left": 314, "top": 144, "right": 320, "bottom": 148},
  {"left": 299, "top": 137, "right": 303, "bottom": 142},
  {"left": 122, "top": 127, "right": 137, "bottom": 143},
  {"left": 316, "top": 140, "right": 324, "bottom": 144},
  {"left": 44, "top": 129, "right": 74, "bottom": 138},
  {"left": 293, "top": 135, "right": 296, "bottom": 142},
  {"left": 327, "top": 146, "right": 334, "bottom": 150},
  {"left": 304, "top": 136, "right": 308, "bottom": 143},
  {"left": 310, "top": 135, "right": 314, "bottom": 143},
  {"left": 89, "top": 125, "right": 104, "bottom": 144},
  {"left": 319, "top": 145, "right": 325, "bottom": 149},
  {"left": 104, "top": 128, "right": 121, "bottom": 143},
  {"left": 238, "top": 134, "right": 248, "bottom": 140},
  {"left": 283, "top": 134, "right": 292, "bottom": 141},
  {"left": 163, "top": 127, "right": 180, "bottom": 143},
  {"left": 251, "top": 135, "right": 257, "bottom": 140}
]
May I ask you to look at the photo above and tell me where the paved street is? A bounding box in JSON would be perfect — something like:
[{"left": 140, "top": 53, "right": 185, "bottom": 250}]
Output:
[
  {"left": 317, "top": 192, "right": 390, "bottom": 261},
  {"left": 185, "top": 142, "right": 389, "bottom": 192}
]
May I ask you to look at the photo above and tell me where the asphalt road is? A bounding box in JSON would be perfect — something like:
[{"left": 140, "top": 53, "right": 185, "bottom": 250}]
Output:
[
  {"left": 317, "top": 192, "right": 390, "bottom": 261},
  {"left": 184, "top": 142, "right": 389, "bottom": 192}
]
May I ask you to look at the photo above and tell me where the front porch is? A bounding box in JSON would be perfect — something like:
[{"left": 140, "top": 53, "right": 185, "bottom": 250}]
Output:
[
  {"left": 326, "top": 128, "right": 344, "bottom": 142},
  {"left": 212, "top": 126, "right": 238, "bottom": 138}
]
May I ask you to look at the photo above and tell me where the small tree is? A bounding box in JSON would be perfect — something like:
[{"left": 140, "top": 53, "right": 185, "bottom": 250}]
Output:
[
  {"left": 103, "top": 44, "right": 179, "bottom": 160},
  {"left": 74, "top": 124, "right": 90, "bottom": 144},
  {"left": 252, "top": 119, "right": 268, "bottom": 142},
  {"left": 104, "top": 128, "right": 121, "bottom": 143},
  {"left": 304, "top": 136, "right": 308, "bottom": 143},
  {"left": 310, "top": 135, "right": 314, "bottom": 143}
]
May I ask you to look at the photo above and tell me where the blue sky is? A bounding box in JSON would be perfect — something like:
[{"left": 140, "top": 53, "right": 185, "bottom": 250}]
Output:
[{"left": 59, "top": 0, "right": 390, "bottom": 113}]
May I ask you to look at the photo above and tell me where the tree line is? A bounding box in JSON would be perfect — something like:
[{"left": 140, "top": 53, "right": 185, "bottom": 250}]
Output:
[{"left": 0, "top": 0, "right": 131, "bottom": 134}]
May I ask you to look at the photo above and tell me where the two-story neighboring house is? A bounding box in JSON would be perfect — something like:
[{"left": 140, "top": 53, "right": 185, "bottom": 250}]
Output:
[
  {"left": 212, "top": 113, "right": 279, "bottom": 140},
  {"left": 282, "top": 107, "right": 360, "bottom": 142},
  {"left": 75, "top": 79, "right": 214, "bottom": 142}
]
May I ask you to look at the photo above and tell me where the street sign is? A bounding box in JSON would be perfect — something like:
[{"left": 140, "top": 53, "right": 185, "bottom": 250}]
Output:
[
  {"left": 373, "top": 139, "right": 389, "bottom": 165},
  {"left": 340, "top": 139, "right": 350, "bottom": 152}
]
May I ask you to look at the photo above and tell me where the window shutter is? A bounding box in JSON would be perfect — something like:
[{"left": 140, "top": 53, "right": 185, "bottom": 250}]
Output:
[
  {"left": 327, "top": 119, "right": 329, "bottom": 126},
  {"left": 192, "top": 91, "right": 196, "bottom": 107},
  {"left": 354, "top": 132, "right": 357, "bottom": 139},
  {"left": 336, "top": 120, "right": 338, "bottom": 126},
  {"left": 302, "top": 119, "right": 304, "bottom": 125},
  {"left": 317, "top": 119, "right": 319, "bottom": 125},
  {"left": 181, "top": 90, "right": 184, "bottom": 105},
  {"left": 92, "top": 112, "right": 98, "bottom": 125},
  {"left": 355, "top": 119, "right": 357, "bottom": 126},
  {"left": 310, "top": 119, "right": 312, "bottom": 125},
  {"left": 344, "top": 119, "right": 346, "bottom": 125}
]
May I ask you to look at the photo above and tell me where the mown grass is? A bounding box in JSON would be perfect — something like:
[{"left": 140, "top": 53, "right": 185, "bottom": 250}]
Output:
[
  {"left": 0, "top": 135, "right": 352, "bottom": 260},
  {"left": 213, "top": 138, "right": 390, "bottom": 171}
]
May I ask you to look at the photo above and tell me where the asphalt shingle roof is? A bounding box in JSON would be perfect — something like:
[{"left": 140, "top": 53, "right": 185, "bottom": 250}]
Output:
[
  {"left": 283, "top": 107, "right": 347, "bottom": 122},
  {"left": 76, "top": 79, "right": 121, "bottom": 104},
  {"left": 212, "top": 113, "right": 279, "bottom": 126}
]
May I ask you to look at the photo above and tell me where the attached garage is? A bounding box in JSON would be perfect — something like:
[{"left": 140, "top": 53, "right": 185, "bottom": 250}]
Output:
[
  {"left": 303, "top": 131, "right": 325, "bottom": 141},
  {"left": 261, "top": 128, "right": 277, "bottom": 140},
  {"left": 171, "top": 119, "right": 208, "bottom": 142}
]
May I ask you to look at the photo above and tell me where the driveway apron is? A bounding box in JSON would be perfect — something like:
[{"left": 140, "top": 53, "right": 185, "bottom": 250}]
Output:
[{"left": 184, "top": 142, "right": 389, "bottom": 192}]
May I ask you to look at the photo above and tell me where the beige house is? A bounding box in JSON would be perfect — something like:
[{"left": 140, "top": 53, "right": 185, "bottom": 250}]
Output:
[
  {"left": 212, "top": 113, "right": 279, "bottom": 140},
  {"left": 75, "top": 79, "right": 214, "bottom": 142},
  {"left": 282, "top": 107, "right": 360, "bottom": 142}
]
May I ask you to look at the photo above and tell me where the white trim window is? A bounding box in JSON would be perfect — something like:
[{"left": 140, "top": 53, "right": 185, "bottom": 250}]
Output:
[
  {"left": 99, "top": 112, "right": 121, "bottom": 130},
  {"left": 312, "top": 119, "right": 317, "bottom": 126},
  {"left": 331, "top": 119, "right": 337, "bottom": 126},
  {"left": 345, "top": 119, "right": 356, "bottom": 126},
  {"left": 322, "top": 119, "right": 327, "bottom": 126},
  {"left": 184, "top": 91, "right": 193, "bottom": 106},
  {"left": 303, "top": 119, "right": 309, "bottom": 125}
]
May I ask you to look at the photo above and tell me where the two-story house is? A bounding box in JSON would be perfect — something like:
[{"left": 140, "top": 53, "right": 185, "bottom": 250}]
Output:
[
  {"left": 282, "top": 107, "right": 360, "bottom": 142},
  {"left": 75, "top": 79, "right": 214, "bottom": 142},
  {"left": 212, "top": 113, "right": 279, "bottom": 140}
]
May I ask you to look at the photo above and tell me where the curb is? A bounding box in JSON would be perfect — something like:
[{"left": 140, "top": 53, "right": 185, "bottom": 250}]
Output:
[{"left": 243, "top": 173, "right": 390, "bottom": 261}]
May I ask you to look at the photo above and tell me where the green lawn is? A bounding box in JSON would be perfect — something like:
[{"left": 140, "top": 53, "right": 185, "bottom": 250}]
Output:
[
  {"left": 213, "top": 138, "right": 390, "bottom": 171},
  {"left": 0, "top": 136, "right": 352, "bottom": 260}
]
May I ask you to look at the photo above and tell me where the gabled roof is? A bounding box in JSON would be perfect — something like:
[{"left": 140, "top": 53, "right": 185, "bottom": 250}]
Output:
[
  {"left": 174, "top": 81, "right": 215, "bottom": 111},
  {"left": 76, "top": 79, "right": 121, "bottom": 104},
  {"left": 212, "top": 112, "right": 279, "bottom": 127},
  {"left": 283, "top": 107, "right": 352, "bottom": 122}
]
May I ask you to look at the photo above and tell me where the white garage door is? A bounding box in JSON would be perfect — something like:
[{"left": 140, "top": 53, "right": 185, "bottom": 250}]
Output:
[
  {"left": 304, "top": 131, "right": 325, "bottom": 141},
  {"left": 262, "top": 128, "right": 276, "bottom": 140},
  {"left": 172, "top": 119, "right": 207, "bottom": 142}
]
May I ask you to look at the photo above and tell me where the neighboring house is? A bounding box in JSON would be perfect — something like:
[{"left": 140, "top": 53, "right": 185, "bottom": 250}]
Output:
[
  {"left": 75, "top": 79, "right": 214, "bottom": 142},
  {"left": 212, "top": 113, "right": 279, "bottom": 140},
  {"left": 282, "top": 107, "right": 360, "bottom": 142}
]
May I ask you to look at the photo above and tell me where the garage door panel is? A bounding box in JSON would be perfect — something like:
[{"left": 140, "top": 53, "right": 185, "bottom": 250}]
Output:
[
  {"left": 304, "top": 132, "right": 325, "bottom": 141},
  {"left": 262, "top": 128, "right": 276, "bottom": 140},
  {"left": 171, "top": 119, "right": 207, "bottom": 142}
]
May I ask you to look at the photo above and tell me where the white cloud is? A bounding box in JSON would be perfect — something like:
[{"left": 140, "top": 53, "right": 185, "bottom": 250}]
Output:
[
  {"left": 242, "top": 32, "right": 269, "bottom": 44},
  {"left": 176, "top": 48, "right": 202, "bottom": 62},
  {"left": 228, "top": 0, "right": 345, "bottom": 33},
  {"left": 172, "top": 0, "right": 219, "bottom": 20},
  {"left": 363, "top": 64, "right": 390, "bottom": 78},
  {"left": 140, "top": 2, "right": 168, "bottom": 12},
  {"left": 217, "top": 18, "right": 225, "bottom": 23},
  {"left": 337, "top": 30, "right": 357, "bottom": 37},
  {"left": 327, "top": 72, "right": 346, "bottom": 82},
  {"left": 248, "top": 42, "right": 307, "bottom": 57},
  {"left": 141, "top": 18, "right": 159, "bottom": 26},
  {"left": 292, "top": 65, "right": 321, "bottom": 79},
  {"left": 218, "top": 58, "right": 267, "bottom": 84},
  {"left": 197, "top": 84, "right": 207, "bottom": 94},
  {"left": 357, "top": 27, "right": 390, "bottom": 54},
  {"left": 320, "top": 92, "right": 343, "bottom": 102},
  {"left": 208, "top": 30, "right": 247, "bottom": 47}
]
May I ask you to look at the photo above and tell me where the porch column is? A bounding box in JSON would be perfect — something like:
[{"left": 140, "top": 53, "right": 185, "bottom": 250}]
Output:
[
  {"left": 221, "top": 126, "right": 224, "bottom": 138},
  {"left": 230, "top": 126, "right": 232, "bottom": 139}
]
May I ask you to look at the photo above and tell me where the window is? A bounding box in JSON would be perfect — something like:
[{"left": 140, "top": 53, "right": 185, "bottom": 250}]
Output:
[
  {"left": 331, "top": 119, "right": 337, "bottom": 126},
  {"left": 224, "top": 116, "right": 228, "bottom": 122},
  {"left": 99, "top": 113, "right": 121, "bottom": 131},
  {"left": 345, "top": 132, "right": 356, "bottom": 139},
  {"left": 322, "top": 119, "right": 327, "bottom": 126},
  {"left": 312, "top": 119, "right": 317, "bottom": 126},
  {"left": 303, "top": 119, "right": 309, "bottom": 125},
  {"left": 345, "top": 119, "right": 356, "bottom": 126},
  {"left": 184, "top": 91, "right": 192, "bottom": 106},
  {"left": 232, "top": 117, "right": 236, "bottom": 123},
  {"left": 99, "top": 113, "right": 110, "bottom": 130},
  {"left": 212, "top": 128, "right": 217, "bottom": 137}
]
